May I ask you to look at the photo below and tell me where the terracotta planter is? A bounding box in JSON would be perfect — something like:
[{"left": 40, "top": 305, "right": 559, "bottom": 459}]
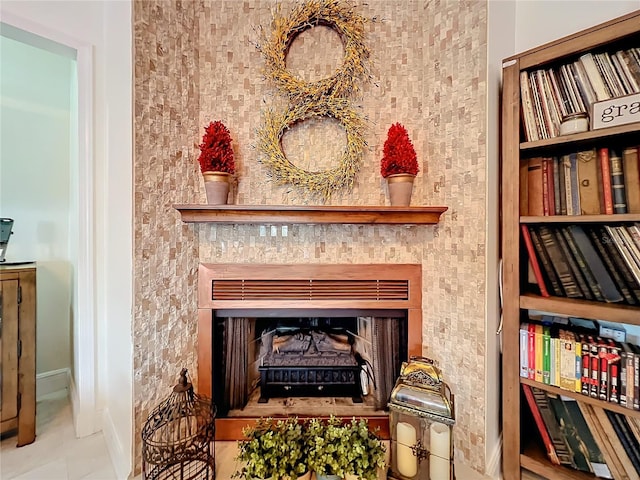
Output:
[
  {"left": 297, "top": 472, "right": 311, "bottom": 480},
  {"left": 202, "top": 171, "right": 231, "bottom": 204},
  {"left": 386, "top": 173, "right": 415, "bottom": 206}
]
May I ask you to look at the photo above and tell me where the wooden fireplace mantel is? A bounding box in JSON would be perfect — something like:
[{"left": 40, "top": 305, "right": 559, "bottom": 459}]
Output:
[{"left": 174, "top": 204, "right": 447, "bottom": 225}]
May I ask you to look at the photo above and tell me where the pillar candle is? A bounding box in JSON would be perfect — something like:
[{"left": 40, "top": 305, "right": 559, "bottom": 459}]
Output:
[
  {"left": 429, "top": 422, "right": 451, "bottom": 480},
  {"left": 396, "top": 421, "right": 418, "bottom": 477}
]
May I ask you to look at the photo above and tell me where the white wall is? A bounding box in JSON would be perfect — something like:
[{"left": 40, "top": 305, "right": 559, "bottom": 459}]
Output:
[
  {"left": 0, "top": 33, "right": 74, "bottom": 377},
  {"left": 514, "top": 0, "right": 640, "bottom": 53},
  {"left": 0, "top": 2, "right": 133, "bottom": 478}
]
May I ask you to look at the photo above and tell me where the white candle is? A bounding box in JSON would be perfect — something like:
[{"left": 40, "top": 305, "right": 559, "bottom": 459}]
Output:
[
  {"left": 396, "top": 421, "right": 418, "bottom": 477},
  {"left": 429, "top": 423, "right": 451, "bottom": 480}
]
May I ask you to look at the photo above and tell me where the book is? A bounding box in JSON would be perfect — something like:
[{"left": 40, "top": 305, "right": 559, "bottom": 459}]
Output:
[
  {"left": 521, "top": 385, "right": 562, "bottom": 466},
  {"left": 577, "top": 148, "right": 602, "bottom": 215},
  {"left": 562, "top": 154, "right": 575, "bottom": 215},
  {"left": 579, "top": 403, "right": 629, "bottom": 480},
  {"left": 553, "top": 156, "right": 561, "bottom": 215},
  {"left": 606, "top": 226, "right": 640, "bottom": 287},
  {"left": 560, "top": 226, "right": 605, "bottom": 301},
  {"left": 536, "top": 225, "right": 583, "bottom": 298},
  {"left": 592, "top": 405, "right": 638, "bottom": 479},
  {"left": 547, "top": 392, "right": 592, "bottom": 473},
  {"left": 520, "top": 70, "right": 540, "bottom": 142},
  {"left": 520, "top": 323, "right": 529, "bottom": 377},
  {"left": 559, "top": 329, "right": 581, "bottom": 392},
  {"left": 598, "top": 148, "right": 614, "bottom": 215},
  {"left": 527, "top": 157, "right": 544, "bottom": 216},
  {"left": 521, "top": 225, "right": 550, "bottom": 297},
  {"left": 589, "top": 226, "right": 640, "bottom": 304},
  {"left": 606, "top": 410, "right": 640, "bottom": 475},
  {"left": 520, "top": 159, "right": 529, "bottom": 216},
  {"left": 552, "top": 227, "right": 591, "bottom": 300},
  {"left": 610, "top": 149, "right": 628, "bottom": 214},
  {"left": 579, "top": 52, "right": 612, "bottom": 101},
  {"left": 566, "top": 225, "right": 623, "bottom": 303},
  {"left": 528, "top": 226, "right": 565, "bottom": 296},
  {"left": 563, "top": 397, "right": 613, "bottom": 478}
]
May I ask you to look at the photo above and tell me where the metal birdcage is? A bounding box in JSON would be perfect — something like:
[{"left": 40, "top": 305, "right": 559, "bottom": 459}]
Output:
[{"left": 142, "top": 369, "right": 216, "bottom": 480}]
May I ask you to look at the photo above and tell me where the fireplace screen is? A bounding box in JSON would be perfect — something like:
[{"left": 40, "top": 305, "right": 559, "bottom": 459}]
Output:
[{"left": 212, "top": 314, "right": 406, "bottom": 417}]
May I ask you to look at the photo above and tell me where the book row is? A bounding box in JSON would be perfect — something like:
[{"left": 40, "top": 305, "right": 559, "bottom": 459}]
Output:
[
  {"left": 522, "top": 223, "right": 640, "bottom": 304},
  {"left": 523, "top": 383, "right": 640, "bottom": 479},
  {"left": 522, "top": 146, "right": 640, "bottom": 216},
  {"left": 520, "top": 316, "right": 639, "bottom": 409},
  {"left": 520, "top": 46, "right": 640, "bottom": 141}
]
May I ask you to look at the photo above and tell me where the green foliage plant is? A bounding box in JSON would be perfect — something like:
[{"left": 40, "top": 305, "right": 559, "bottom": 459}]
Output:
[
  {"left": 233, "top": 417, "right": 308, "bottom": 480},
  {"left": 306, "top": 416, "right": 352, "bottom": 477},
  {"left": 343, "top": 418, "right": 387, "bottom": 480}
]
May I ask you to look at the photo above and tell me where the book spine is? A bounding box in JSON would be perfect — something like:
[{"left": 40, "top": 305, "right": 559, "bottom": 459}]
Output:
[
  {"left": 584, "top": 226, "right": 638, "bottom": 305},
  {"left": 590, "top": 335, "right": 600, "bottom": 398},
  {"left": 543, "top": 325, "right": 551, "bottom": 385},
  {"left": 535, "top": 323, "right": 544, "bottom": 383},
  {"left": 599, "top": 339, "right": 609, "bottom": 401},
  {"left": 606, "top": 411, "right": 640, "bottom": 475},
  {"left": 528, "top": 323, "right": 536, "bottom": 380},
  {"left": 560, "top": 226, "right": 603, "bottom": 301},
  {"left": 582, "top": 333, "right": 592, "bottom": 396},
  {"left": 610, "top": 149, "right": 628, "bottom": 214},
  {"left": 531, "top": 387, "right": 574, "bottom": 466},
  {"left": 575, "top": 335, "right": 583, "bottom": 394},
  {"left": 521, "top": 225, "right": 550, "bottom": 297},
  {"left": 520, "top": 324, "right": 529, "bottom": 378},
  {"left": 537, "top": 225, "right": 582, "bottom": 298},
  {"left": 528, "top": 157, "right": 544, "bottom": 216},
  {"left": 563, "top": 155, "right": 574, "bottom": 215},
  {"left": 552, "top": 227, "right": 591, "bottom": 300},
  {"left": 598, "top": 147, "right": 614, "bottom": 215},
  {"left": 542, "top": 157, "right": 550, "bottom": 216},
  {"left": 522, "top": 384, "right": 560, "bottom": 465},
  {"left": 623, "top": 146, "right": 640, "bottom": 214},
  {"left": 569, "top": 153, "right": 581, "bottom": 216},
  {"left": 528, "top": 226, "right": 564, "bottom": 296}
]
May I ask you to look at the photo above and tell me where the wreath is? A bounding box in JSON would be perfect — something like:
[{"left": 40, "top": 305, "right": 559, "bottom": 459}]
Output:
[
  {"left": 259, "top": 0, "right": 371, "bottom": 100},
  {"left": 257, "top": 0, "right": 371, "bottom": 200},
  {"left": 258, "top": 98, "right": 365, "bottom": 200}
]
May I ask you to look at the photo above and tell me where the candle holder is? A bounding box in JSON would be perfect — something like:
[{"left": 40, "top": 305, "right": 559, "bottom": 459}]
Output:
[{"left": 388, "top": 356, "right": 455, "bottom": 480}]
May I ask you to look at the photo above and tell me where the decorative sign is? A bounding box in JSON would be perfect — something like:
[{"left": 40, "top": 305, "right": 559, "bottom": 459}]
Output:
[{"left": 591, "top": 92, "right": 640, "bottom": 130}]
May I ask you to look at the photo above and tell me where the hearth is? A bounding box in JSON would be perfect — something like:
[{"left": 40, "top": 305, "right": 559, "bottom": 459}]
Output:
[{"left": 197, "top": 263, "right": 423, "bottom": 440}]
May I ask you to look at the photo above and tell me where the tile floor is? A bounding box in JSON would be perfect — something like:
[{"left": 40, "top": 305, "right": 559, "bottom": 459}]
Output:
[
  {"left": 1, "top": 390, "right": 544, "bottom": 480},
  {"left": 0, "top": 390, "right": 117, "bottom": 480}
]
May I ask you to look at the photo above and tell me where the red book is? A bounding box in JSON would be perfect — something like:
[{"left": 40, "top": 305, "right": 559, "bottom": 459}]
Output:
[
  {"left": 542, "top": 158, "right": 550, "bottom": 216},
  {"left": 529, "top": 323, "right": 536, "bottom": 380},
  {"left": 521, "top": 225, "right": 550, "bottom": 297},
  {"left": 598, "top": 147, "right": 614, "bottom": 214},
  {"left": 522, "top": 384, "right": 560, "bottom": 465},
  {"left": 545, "top": 157, "right": 556, "bottom": 216}
]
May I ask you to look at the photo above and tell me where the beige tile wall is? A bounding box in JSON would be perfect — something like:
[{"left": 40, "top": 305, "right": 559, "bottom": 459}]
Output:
[{"left": 134, "top": 0, "right": 487, "bottom": 474}]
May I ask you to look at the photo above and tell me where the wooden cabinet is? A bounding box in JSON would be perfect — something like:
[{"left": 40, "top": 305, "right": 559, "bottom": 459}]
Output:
[
  {"left": 0, "top": 264, "right": 36, "bottom": 446},
  {"left": 500, "top": 11, "right": 640, "bottom": 480}
]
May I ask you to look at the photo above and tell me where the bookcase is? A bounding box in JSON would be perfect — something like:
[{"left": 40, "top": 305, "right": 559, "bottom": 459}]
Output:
[{"left": 501, "top": 11, "right": 640, "bottom": 480}]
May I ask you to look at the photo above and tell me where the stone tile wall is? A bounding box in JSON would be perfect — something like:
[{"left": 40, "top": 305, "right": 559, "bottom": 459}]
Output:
[{"left": 134, "top": 0, "right": 487, "bottom": 474}]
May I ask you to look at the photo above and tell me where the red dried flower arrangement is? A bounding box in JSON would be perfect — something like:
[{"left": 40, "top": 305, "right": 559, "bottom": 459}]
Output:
[
  {"left": 380, "top": 123, "right": 419, "bottom": 178},
  {"left": 197, "top": 121, "right": 235, "bottom": 174}
]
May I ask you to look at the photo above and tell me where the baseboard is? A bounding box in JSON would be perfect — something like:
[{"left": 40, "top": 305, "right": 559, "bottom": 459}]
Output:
[
  {"left": 36, "top": 368, "right": 70, "bottom": 399},
  {"left": 485, "top": 434, "right": 503, "bottom": 479},
  {"left": 102, "top": 408, "right": 131, "bottom": 480},
  {"left": 69, "top": 374, "right": 99, "bottom": 437}
]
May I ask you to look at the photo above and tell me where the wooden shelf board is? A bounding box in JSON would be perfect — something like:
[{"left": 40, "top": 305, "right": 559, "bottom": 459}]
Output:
[
  {"left": 521, "top": 443, "right": 596, "bottom": 480},
  {"left": 520, "top": 293, "right": 640, "bottom": 325},
  {"left": 520, "top": 378, "right": 640, "bottom": 419},
  {"left": 520, "top": 122, "right": 640, "bottom": 151},
  {"left": 521, "top": 214, "right": 640, "bottom": 224},
  {"left": 174, "top": 204, "right": 448, "bottom": 225}
]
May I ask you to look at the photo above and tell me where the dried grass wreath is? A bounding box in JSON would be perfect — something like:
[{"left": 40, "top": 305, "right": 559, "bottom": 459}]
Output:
[
  {"left": 259, "top": 0, "right": 371, "bottom": 99},
  {"left": 258, "top": 98, "right": 366, "bottom": 200},
  {"left": 256, "top": 0, "right": 371, "bottom": 200}
]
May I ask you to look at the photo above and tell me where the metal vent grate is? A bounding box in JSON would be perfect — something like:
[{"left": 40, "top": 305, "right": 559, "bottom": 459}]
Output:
[{"left": 211, "top": 279, "right": 409, "bottom": 301}]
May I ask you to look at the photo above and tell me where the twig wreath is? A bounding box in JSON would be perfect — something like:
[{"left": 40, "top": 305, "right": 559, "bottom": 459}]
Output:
[
  {"left": 259, "top": 98, "right": 366, "bottom": 199},
  {"left": 259, "top": 0, "right": 370, "bottom": 99},
  {"left": 256, "top": 0, "right": 371, "bottom": 200}
]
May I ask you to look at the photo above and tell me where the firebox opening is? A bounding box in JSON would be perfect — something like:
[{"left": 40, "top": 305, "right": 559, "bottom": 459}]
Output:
[{"left": 212, "top": 312, "right": 407, "bottom": 419}]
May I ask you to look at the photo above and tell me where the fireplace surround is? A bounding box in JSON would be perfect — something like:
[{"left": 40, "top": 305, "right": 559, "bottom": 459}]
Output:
[{"left": 197, "top": 263, "right": 423, "bottom": 440}]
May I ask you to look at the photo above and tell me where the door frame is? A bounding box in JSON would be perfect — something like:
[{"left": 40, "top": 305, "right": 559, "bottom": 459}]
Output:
[{"left": 1, "top": 12, "right": 97, "bottom": 437}]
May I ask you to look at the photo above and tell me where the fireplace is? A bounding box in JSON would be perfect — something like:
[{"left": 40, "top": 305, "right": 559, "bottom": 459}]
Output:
[{"left": 197, "top": 264, "right": 423, "bottom": 440}]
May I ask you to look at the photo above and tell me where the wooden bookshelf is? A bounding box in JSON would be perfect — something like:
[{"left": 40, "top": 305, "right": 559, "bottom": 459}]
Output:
[{"left": 501, "top": 10, "right": 640, "bottom": 480}]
